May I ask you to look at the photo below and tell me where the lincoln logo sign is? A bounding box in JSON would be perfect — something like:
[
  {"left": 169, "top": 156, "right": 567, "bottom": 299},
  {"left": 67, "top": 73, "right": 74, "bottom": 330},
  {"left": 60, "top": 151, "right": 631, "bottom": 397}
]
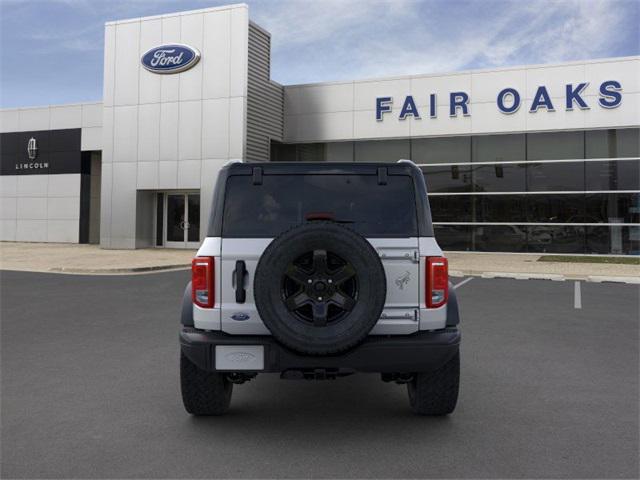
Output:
[
  {"left": 376, "top": 80, "right": 622, "bottom": 120},
  {"left": 141, "top": 44, "right": 200, "bottom": 74}
]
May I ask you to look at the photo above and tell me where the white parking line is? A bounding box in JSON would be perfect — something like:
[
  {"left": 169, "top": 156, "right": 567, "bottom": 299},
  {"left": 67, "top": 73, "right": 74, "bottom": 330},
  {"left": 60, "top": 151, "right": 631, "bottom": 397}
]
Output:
[
  {"left": 574, "top": 281, "right": 582, "bottom": 309},
  {"left": 454, "top": 277, "right": 474, "bottom": 290}
]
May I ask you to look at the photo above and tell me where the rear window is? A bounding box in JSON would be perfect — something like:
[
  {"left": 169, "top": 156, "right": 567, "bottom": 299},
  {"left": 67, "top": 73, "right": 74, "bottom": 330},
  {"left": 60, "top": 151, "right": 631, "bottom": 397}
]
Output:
[{"left": 222, "top": 174, "right": 418, "bottom": 237}]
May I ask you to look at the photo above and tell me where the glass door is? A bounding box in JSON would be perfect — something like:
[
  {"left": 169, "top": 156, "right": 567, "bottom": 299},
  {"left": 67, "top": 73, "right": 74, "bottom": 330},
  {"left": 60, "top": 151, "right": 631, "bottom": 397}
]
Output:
[{"left": 163, "top": 193, "right": 200, "bottom": 248}]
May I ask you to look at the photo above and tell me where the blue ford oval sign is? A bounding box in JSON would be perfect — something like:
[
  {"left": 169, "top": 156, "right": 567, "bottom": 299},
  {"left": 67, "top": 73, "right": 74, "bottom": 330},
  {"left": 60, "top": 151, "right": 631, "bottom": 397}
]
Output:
[{"left": 141, "top": 44, "right": 200, "bottom": 74}]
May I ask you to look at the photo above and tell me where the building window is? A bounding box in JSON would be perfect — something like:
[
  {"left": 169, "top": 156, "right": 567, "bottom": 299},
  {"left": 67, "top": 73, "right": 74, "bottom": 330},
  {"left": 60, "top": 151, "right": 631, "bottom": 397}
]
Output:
[
  {"left": 412, "top": 136, "right": 470, "bottom": 164},
  {"left": 354, "top": 139, "right": 410, "bottom": 163}
]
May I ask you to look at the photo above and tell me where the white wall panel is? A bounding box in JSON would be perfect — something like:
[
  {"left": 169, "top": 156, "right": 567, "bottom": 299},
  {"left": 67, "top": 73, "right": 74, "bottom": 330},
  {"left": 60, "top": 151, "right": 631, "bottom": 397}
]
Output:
[
  {"left": 0, "top": 176, "right": 17, "bottom": 197},
  {"left": 137, "top": 161, "right": 158, "bottom": 189},
  {"left": 179, "top": 14, "right": 204, "bottom": 102},
  {"left": 159, "top": 102, "right": 179, "bottom": 161},
  {"left": 525, "top": 64, "right": 585, "bottom": 101},
  {"left": 81, "top": 103, "right": 103, "bottom": 127},
  {"left": 202, "top": 98, "right": 230, "bottom": 158},
  {"left": 17, "top": 175, "right": 48, "bottom": 197},
  {"left": 0, "top": 197, "right": 17, "bottom": 219},
  {"left": 137, "top": 103, "right": 160, "bottom": 161},
  {"left": 50, "top": 105, "right": 82, "bottom": 129},
  {"left": 113, "top": 105, "right": 138, "bottom": 162},
  {"left": 160, "top": 16, "right": 181, "bottom": 103},
  {"left": 16, "top": 220, "right": 47, "bottom": 242},
  {"left": 17, "top": 197, "right": 47, "bottom": 219},
  {"left": 81, "top": 126, "right": 102, "bottom": 151},
  {"left": 203, "top": 9, "right": 231, "bottom": 99},
  {"left": 177, "top": 159, "right": 201, "bottom": 188},
  {"left": 138, "top": 18, "right": 162, "bottom": 105},
  {"left": 48, "top": 174, "right": 80, "bottom": 197},
  {"left": 228, "top": 96, "right": 245, "bottom": 158},
  {"left": 158, "top": 161, "right": 178, "bottom": 189},
  {"left": 47, "top": 197, "right": 80, "bottom": 220},
  {"left": 411, "top": 74, "right": 472, "bottom": 108},
  {"left": 114, "top": 21, "right": 140, "bottom": 106},
  {"left": 103, "top": 25, "right": 116, "bottom": 107},
  {"left": 285, "top": 83, "right": 353, "bottom": 115},
  {"left": 18, "top": 108, "right": 49, "bottom": 131},
  {"left": 0, "top": 109, "right": 19, "bottom": 132},
  {"left": 354, "top": 78, "right": 411, "bottom": 112},
  {"left": 472, "top": 69, "right": 526, "bottom": 104},
  {"left": 586, "top": 59, "right": 639, "bottom": 94},
  {"left": 229, "top": 7, "right": 248, "bottom": 98},
  {"left": 178, "top": 100, "right": 202, "bottom": 160},
  {"left": 47, "top": 220, "right": 79, "bottom": 243},
  {"left": 0, "top": 220, "right": 17, "bottom": 241}
]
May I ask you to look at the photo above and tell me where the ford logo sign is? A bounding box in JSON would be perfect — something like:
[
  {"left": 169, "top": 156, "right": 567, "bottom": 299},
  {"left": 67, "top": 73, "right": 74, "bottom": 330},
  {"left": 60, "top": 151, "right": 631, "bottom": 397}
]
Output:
[
  {"left": 141, "top": 44, "right": 200, "bottom": 74},
  {"left": 231, "top": 312, "right": 250, "bottom": 321}
]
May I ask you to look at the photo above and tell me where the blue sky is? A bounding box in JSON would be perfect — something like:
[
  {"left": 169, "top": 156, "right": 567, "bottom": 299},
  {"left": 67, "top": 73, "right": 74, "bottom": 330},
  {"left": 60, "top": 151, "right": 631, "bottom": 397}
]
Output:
[{"left": 1, "top": 0, "right": 638, "bottom": 108}]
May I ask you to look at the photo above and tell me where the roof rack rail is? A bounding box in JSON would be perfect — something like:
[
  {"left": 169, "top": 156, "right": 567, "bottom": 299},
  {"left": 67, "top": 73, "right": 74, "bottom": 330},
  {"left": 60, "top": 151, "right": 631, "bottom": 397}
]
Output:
[
  {"left": 397, "top": 159, "right": 416, "bottom": 165},
  {"left": 224, "top": 159, "right": 243, "bottom": 166}
]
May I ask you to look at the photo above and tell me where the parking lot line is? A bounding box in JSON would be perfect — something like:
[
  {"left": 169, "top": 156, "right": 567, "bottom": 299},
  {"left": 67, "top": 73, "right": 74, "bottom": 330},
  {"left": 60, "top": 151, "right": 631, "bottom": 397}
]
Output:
[
  {"left": 574, "top": 281, "right": 582, "bottom": 309},
  {"left": 453, "top": 277, "right": 474, "bottom": 290}
]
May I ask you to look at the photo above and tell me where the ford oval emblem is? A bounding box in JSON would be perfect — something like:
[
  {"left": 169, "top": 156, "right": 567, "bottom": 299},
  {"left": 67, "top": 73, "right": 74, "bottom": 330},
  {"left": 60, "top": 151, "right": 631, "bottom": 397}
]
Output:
[
  {"left": 141, "top": 44, "right": 200, "bottom": 74},
  {"left": 231, "top": 312, "right": 250, "bottom": 321}
]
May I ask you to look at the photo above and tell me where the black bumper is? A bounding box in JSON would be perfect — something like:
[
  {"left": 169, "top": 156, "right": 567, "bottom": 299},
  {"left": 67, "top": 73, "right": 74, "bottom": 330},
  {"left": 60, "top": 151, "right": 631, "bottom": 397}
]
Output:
[{"left": 180, "top": 327, "right": 460, "bottom": 374}]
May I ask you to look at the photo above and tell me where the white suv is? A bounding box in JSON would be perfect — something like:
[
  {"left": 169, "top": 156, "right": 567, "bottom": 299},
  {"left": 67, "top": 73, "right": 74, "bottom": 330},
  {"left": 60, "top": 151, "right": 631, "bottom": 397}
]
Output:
[{"left": 180, "top": 161, "right": 461, "bottom": 415}]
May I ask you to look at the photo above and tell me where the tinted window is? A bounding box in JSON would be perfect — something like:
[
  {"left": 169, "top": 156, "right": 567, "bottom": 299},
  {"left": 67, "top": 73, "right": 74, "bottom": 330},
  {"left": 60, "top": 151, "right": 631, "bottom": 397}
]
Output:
[
  {"left": 473, "top": 134, "right": 525, "bottom": 162},
  {"left": 527, "top": 161, "right": 585, "bottom": 191},
  {"left": 475, "top": 195, "right": 528, "bottom": 222},
  {"left": 472, "top": 163, "right": 526, "bottom": 192},
  {"left": 473, "top": 225, "right": 528, "bottom": 252},
  {"left": 585, "top": 160, "right": 640, "bottom": 191},
  {"left": 585, "top": 128, "right": 640, "bottom": 158},
  {"left": 526, "top": 194, "right": 585, "bottom": 223},
  {"left": 222, "top": 174, "right": 418, "bottom": 237},
  {"left": 526, "top": 226, "right": 585, "bottom": 254},
  {"left": 412, "top": 136, "right": 470, "bottom": 164},
  {"left": 354, "top": 139, "right": 410, "bottom": 163},
  {"left": 585, "top": 192, "right": 640, "bottom": 223},
  {"left": 429, "top": 195, "right": 473, "bottom": 222},
  {"left": 527, "top": 131, "right": 584, "bottom": 160},
  {"left": 422, "top": 165, "right": 473, "bottom": 193}
]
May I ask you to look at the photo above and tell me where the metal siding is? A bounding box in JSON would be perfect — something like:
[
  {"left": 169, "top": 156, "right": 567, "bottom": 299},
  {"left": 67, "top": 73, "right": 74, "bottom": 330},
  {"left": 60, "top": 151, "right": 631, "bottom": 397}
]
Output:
[{"left": 246, "top": 24, "right": 284, "bottom": 162}]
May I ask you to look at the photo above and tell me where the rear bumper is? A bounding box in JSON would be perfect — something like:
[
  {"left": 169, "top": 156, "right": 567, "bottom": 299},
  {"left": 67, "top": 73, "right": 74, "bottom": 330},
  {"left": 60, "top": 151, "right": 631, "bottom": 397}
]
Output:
[{"left": 180, "top": 327, "right": 460, "bottom": 374}]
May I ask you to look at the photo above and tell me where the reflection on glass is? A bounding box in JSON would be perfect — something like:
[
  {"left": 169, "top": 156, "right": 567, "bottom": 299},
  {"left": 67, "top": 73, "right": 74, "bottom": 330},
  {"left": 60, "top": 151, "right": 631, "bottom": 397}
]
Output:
[
  {"left": 434, "top": 225, "right": 472, "bottom": 251},
  {"left": 527, "top": 226, "right": 585, "bottom": 253},
  {"left": 473, "top": 225, "right": 527, "bottom": 252},
  {"left": 586, "top": 193, "right": 640, "bottom": 223},
  {"left": 188, "top": 194, "right": 200, "bottom": 242},
  {"left": 429, "top": 196, "right": 473, "bottom": 222},
  {"left": 527, "top": 162, "right": 585, "bottom": 191},
  {"left": 472, "top": 163, "right": 526, "bottom": 192},
  {"left": 526, "top": 194, "right": 585, "bottom": 223},
  {"left": 422, "top": 166, "right": 473, "bottom": 193},
  {"left": 167, "top": 195, "right": 185, "bottom": 242},
  {"left": 587, "top": 226, "right": 640, "bottom": 255}
]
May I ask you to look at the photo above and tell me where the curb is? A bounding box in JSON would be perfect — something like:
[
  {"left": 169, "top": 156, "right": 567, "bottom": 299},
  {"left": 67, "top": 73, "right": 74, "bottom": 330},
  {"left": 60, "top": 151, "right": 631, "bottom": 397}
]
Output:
[
  {"left": 449, "top": 269, "right": 639, "bottom": 284},
  {"left": 48, "top": 264, "right": 190, "bottom": 274}
]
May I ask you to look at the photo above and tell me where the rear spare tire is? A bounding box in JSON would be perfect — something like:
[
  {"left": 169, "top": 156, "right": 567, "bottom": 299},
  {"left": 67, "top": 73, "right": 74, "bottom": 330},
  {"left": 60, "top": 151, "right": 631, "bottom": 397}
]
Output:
[{"left": 254, "top": 222, "right": 386, "bottom": 355}]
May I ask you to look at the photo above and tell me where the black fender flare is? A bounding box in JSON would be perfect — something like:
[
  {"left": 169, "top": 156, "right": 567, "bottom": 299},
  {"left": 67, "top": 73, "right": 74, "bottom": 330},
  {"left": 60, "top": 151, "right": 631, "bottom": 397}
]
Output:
[
  {"left": 446, "top": 281, "right": 460, "bottom": 326},
  {"left": 181, "top": 281, "right": 194, "bottom": 327}
]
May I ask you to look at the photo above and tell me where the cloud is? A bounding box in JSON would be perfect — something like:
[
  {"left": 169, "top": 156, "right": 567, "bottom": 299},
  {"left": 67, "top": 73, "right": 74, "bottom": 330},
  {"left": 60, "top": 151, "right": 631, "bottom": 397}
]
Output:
[{"left": 254, "top": 0, "right": 637, "bottom": 84}]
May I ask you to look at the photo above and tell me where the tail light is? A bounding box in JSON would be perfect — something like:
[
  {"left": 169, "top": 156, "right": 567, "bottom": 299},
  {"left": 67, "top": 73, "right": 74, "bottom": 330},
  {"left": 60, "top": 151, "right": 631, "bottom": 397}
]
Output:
[
  {"left": 192, "top": 257, "right": 214, "bottom": 308},
  {"left": 426, "top": 257, "right": 448, "bottom": 308}
]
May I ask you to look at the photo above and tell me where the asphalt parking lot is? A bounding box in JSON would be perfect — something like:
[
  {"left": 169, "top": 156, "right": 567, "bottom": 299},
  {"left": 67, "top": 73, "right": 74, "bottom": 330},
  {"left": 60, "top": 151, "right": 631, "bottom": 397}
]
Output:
[{"left": 1, "top": 270, "right": 638, "bottom": 479}]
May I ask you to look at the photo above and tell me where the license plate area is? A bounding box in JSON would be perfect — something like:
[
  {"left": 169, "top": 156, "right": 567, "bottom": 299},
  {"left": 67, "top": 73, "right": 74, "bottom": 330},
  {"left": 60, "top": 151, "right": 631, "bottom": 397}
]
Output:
[{"left": 215, "top": 345, "right": 264, "bottom": 371}]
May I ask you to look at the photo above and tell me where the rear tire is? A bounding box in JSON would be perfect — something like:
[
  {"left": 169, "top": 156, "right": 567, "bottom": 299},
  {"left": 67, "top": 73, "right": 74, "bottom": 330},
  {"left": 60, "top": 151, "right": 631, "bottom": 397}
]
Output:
[
  {"left": 407, "top": 351, "right": 459, "bottom": 415},
  {"left": 180, "top": 352, "right": 232, "bottom": 415}
]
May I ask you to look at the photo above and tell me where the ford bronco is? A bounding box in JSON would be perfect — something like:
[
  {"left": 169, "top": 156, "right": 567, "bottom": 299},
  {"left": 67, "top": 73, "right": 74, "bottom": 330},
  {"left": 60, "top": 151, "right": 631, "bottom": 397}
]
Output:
[{"left": 180, "top": 160, "right": 461, "bottom": 415}]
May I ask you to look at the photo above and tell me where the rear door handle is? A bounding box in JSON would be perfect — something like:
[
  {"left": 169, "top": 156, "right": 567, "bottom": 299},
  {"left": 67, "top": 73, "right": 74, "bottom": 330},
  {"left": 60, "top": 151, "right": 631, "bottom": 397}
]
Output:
[{"left": 233, "top": 260, "right": 247, "bottom": 303}]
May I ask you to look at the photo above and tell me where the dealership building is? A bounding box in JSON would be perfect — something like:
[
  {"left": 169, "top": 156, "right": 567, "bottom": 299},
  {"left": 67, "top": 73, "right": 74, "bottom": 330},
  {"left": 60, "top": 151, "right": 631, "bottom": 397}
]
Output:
[{"left": 1, "top": 4, "right": 638, "bottom": 254}]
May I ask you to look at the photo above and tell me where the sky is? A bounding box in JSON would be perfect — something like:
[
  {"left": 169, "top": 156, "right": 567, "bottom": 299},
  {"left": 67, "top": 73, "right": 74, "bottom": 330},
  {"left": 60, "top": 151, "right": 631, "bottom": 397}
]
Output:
[{"left": 0, "top": 0, "right": 638, "bottom": 108}]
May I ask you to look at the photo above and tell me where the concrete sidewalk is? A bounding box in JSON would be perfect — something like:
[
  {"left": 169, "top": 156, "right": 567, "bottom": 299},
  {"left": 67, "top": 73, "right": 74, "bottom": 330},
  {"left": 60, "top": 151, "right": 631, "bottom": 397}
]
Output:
[{"left": 1, "top": 242, "right": 638, "bottom": 282}]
